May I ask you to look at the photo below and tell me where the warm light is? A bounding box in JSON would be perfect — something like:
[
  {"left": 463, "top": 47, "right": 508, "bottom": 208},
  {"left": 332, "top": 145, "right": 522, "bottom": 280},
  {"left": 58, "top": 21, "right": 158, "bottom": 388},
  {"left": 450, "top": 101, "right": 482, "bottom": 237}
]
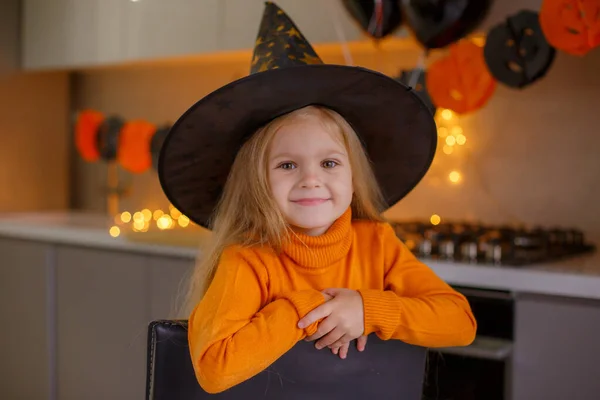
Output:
[
  {"left": 153, "top": 210, "right": 164, "bottom": 220},
  {"left": 449, "top": 171, "right": 462, "bottom": 183},
  {"left": 133, "top": 211, "right": 144, "bottom": 223},
  {"left": 109, "top": 226, "right": 121, "bottom": 237},
  {"left": 441, "top": 109, "right": 453, "bottom": 121},
  {"left": 430, "top": 214, "right": 441, "bottom": 225},
  {"left": 443, "top": 145, "right": 454, "bottom": 154},
  {"left": 445, "top": 136, "right": 456, "bottom": 146},
  {"left": 451, "top": 126, "right": 463, "bottom": 136},
  {"left": 456, "top": 134, "right": 467, "bottom": 145},
  {"left": 142, "top": 209, "right": 152, "bottom": 221},
  {"left": 178, "top": 215, "right": 190, "bottom": 228},
  {"left": 157, "top": 215, "right": 174, "bottom": 230},
  {"left": 170, "top": 207, "right": 182, "bottom": 220},
  {"left": 120, "top": 212, "right": 132, "bottom": 223},
  {"left": 437, "top": 127, "right": 448, "bottom": 138},
  {"left": 133, "top": 219, "right": 145, "bottom": 231}
]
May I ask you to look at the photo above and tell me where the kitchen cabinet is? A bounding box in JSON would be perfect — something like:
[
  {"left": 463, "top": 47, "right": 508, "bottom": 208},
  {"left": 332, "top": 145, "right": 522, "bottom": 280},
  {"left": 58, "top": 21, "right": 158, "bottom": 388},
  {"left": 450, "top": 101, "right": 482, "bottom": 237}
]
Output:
[
  {"left": 513, "top": 293, "right": 600, "bottom": 400},
  {"left": 217, "top": 0, "right": 366, "bottom": 52},
  {"left": 21, "top": 0, "right": 407, "bottom": 70},
  {"left": 22, "top": 0, "right": 127, "bottom": 69},
  {"left": 55, "top": 246, "right": 149, "bottom": 400},
  {"left": 123, "top": 0, "right": 220, "bottom": 62},
  {"left": 54, "top": 245, "right": 194, "bottom": 400},
  {"left": 0, "top": 238, "right": 53, "bottom": 400}
]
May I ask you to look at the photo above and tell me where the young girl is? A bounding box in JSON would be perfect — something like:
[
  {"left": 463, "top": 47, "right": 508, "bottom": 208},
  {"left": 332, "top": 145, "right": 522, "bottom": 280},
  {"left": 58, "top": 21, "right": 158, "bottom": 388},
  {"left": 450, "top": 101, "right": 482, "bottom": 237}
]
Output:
[{"left": 157, "top": 2, "right": 476, "bottom": 395}]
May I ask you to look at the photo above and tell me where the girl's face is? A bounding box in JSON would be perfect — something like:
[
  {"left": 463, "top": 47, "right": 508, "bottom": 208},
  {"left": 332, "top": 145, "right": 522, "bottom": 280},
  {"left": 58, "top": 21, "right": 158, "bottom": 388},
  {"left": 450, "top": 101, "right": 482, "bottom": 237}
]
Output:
[{"left": 267, "top": 115, "right": 353, "bottom": 236}]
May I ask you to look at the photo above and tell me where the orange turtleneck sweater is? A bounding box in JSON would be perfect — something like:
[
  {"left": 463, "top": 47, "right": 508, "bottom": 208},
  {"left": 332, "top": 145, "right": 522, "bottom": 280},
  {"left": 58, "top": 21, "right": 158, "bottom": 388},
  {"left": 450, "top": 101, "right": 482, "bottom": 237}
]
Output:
[{"left": 188, "top": 208, "right": 477, "bottom": 393}]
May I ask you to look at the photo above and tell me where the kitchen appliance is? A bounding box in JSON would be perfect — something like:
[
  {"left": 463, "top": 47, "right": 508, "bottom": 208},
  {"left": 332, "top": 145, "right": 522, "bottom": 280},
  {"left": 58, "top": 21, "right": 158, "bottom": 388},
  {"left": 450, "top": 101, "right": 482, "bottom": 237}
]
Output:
[
  {"left": 391, "top": 220, "right": 595, "bottom": 266},
  {"left": 422, "top": 286, "right": 515, "bottom": 400}
]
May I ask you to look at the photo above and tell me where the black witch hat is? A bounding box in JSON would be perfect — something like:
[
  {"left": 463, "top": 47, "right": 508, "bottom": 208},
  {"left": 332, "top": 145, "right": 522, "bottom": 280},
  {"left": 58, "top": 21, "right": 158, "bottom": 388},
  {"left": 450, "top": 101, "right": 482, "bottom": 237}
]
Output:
[{"left": 158, "top": 2, "right": 437, "bottom": 229}]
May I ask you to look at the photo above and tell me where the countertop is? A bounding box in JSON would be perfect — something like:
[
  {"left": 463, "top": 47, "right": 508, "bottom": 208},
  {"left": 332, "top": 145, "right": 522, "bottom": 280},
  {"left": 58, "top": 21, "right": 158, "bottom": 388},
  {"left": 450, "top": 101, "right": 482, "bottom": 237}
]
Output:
[{"left": 1, "top": 211, "right": 599, "bottom": 300}]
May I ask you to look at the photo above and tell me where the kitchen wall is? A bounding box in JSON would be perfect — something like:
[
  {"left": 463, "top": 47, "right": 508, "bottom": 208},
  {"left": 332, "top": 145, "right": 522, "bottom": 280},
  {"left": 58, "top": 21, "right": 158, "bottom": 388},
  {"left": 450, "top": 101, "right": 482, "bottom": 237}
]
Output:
[
  {"left": 71, "top": 1, "right": 600, "bottom": 243},
  {"left": 0, "top": 0, "right": 70, "bottom": 213}
]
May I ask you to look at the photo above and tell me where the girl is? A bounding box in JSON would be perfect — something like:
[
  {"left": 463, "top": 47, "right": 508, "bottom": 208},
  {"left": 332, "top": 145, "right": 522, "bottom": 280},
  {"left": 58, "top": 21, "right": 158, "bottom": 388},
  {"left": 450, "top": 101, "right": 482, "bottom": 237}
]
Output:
[{"left": 157, "top": 2, "right": 476, "bottom": 395}]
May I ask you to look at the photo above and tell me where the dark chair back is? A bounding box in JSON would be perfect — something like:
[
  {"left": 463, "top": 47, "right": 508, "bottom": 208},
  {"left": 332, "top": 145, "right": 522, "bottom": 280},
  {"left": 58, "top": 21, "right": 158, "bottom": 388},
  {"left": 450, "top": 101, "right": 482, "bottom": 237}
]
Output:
[{"left": 146, "top": 320, "right": 427, "bottom": 400}]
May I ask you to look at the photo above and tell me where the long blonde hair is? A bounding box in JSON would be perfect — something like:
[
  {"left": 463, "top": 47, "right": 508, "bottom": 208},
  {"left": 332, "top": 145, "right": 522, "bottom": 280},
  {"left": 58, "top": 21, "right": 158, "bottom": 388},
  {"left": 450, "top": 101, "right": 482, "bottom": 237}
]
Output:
[{"left": 180, "top": 105, "right": 387, "bottom": 315}]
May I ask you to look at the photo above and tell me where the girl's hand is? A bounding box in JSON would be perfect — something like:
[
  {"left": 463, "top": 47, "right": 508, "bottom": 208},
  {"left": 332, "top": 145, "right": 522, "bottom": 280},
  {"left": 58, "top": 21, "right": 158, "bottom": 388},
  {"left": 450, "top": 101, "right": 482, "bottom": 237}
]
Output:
[
  {"left": 298, "top": 288, "right": 365, "bottom": 350},
  {"left": 330, "top": 335, "right": 368, "bottom": 359}
]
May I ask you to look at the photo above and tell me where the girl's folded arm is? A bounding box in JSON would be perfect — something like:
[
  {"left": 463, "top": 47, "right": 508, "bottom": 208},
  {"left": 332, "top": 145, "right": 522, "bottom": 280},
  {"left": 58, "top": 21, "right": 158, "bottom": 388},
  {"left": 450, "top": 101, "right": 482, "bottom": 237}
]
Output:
[
  {"left": 188, "top": 246, "right": 325, "bottom": 393},
  {"left": 358, "top": 223, "right": 477, "bottom": 348}
]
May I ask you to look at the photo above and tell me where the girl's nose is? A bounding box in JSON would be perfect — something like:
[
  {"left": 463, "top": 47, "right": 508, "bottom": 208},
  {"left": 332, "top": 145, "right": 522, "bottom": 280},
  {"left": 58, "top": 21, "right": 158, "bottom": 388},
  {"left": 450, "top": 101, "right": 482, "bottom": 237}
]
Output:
[{"left": 299, "top": 168, "right": 321, "bottom": 188}]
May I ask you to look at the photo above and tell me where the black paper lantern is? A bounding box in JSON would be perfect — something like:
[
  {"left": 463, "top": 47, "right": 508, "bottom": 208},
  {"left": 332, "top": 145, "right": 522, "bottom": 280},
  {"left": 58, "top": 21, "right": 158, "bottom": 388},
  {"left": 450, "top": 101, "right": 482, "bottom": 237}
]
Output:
[
  {"left": 484, "top": 10, "right": 556, "bottom": 89},
  {"left": 96, "top": 116, "right": 124, "bottom": 161}
]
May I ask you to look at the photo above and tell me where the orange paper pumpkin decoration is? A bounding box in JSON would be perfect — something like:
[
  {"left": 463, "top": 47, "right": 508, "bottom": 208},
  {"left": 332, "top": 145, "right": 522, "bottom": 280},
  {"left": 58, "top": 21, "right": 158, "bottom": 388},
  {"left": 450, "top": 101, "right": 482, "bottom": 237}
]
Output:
[
  {"left": 540, "top": 0, "right": 600, "bottom": 56},
  {"left": 426, "top": 39, "right": 497, "bottom": 114},
  {"left": 117, "top": 120, "right": 156, "bottom": 174},
  {"left": 75, "top": 110, "right": 104, "bottom": 162}
]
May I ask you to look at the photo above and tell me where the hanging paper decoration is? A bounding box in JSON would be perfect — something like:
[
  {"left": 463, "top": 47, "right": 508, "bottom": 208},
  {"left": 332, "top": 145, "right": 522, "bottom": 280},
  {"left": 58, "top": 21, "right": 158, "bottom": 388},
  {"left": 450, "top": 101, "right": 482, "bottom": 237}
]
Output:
[
  {"left": 402, "top": 0, "right": 493, "bottom": 49},
  {"left": 484, "top": 10, "right": 556, "bottom": 89},
  {"left": 396, "top": 68, "right": 436, "bottom": 114},
  {"left": 539, "top": 0, "right": 600, "bottom": 56},
  {"left": 341, "top": 0, "right": 403, "bottom": 39},
  {"left": 97, "top": 116, "right": 125, "bottom": 161},
  {"left": 426, "top": 39, "right": 497, "bottom": 114},
  {"left": 151, "top": 126, "right": 170, "bottom": 171},
  {"left": 75, "top": 110, "right": 104, "bottom": 162},
  {"left": 117, "top": 120, "right": 157, "bottom": 174}
]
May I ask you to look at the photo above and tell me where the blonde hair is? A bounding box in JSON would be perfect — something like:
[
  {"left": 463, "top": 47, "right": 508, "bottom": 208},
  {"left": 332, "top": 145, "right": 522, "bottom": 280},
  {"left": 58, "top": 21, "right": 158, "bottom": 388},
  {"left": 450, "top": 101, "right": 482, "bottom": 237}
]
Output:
[{"left": 180, "top": 105, "right": 387, "bottom": 316}]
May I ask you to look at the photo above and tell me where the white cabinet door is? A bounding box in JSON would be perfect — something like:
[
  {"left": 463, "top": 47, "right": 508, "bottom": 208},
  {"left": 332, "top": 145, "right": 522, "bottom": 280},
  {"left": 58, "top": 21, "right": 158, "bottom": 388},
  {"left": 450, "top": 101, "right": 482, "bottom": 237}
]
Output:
[
  {"left": 124, "top": 0, "right": 219, "bottom": 62},
  {"left": 22, "top": 0, "right": 126, "bottom": 69}
]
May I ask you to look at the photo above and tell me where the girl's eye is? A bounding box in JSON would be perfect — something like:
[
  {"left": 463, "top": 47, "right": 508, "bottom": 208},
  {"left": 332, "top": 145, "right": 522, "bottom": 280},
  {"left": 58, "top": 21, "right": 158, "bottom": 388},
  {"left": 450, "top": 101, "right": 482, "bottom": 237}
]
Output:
[
  {"left": 322, "top": 160, "right": 339, "bottom": 168},
  {"left": 279, "top": 162, "right": 296, "bottom": 170}
]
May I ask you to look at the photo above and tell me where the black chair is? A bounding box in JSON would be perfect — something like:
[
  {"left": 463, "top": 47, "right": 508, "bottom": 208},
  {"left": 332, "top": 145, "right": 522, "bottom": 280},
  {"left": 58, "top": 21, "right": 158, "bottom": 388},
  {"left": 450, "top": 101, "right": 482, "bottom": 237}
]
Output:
[{"left": 146, "top": 320, "right": 427, "bottom": 400}]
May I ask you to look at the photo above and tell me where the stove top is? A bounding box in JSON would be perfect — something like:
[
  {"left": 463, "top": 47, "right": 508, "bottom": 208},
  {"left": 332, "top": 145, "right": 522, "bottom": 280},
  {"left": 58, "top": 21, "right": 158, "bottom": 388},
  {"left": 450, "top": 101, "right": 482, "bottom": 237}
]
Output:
[{"left": 391, "top": 220, "right": 595, "bottom": 266}]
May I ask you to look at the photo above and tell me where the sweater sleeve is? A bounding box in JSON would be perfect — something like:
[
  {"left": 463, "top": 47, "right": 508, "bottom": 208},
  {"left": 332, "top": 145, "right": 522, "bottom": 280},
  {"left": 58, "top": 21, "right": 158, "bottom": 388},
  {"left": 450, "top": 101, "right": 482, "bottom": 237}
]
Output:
[
  {"left": 357, "top": 223, "right": 477, "bottom": 348},
  {"left": 188, "top": 246, "right": 326, "bottom": 394}
]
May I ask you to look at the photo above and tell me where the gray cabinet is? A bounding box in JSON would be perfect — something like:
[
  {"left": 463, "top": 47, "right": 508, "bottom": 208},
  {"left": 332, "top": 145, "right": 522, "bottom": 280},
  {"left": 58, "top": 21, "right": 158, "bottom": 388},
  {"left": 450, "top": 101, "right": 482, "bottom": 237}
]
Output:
[
  {"left": 55, "top": 246, "right": 149, "bottom": 400},
  {"left": 124, "top": 0, "right": 219, "bottom": 62},
  {"left": 22, "top": 0, "right": 127, "bottom": 69},
  {"left": 513, "top": 293, "right": 600, "bottom": 400},
  {"left": 148, "top": 255, "right": 195, "bottom": 320},
  {"left": 217, "top": 0, "right": 366, "bottom": 52},
  {"left": 53, "top": 245, "right": 194, "bottom": 400},
  {"left": 0, "top": 238, "right": 53, "bottom": 400},
  {"left": 21, "top": 0, "right": 409, "bottom": 70}
]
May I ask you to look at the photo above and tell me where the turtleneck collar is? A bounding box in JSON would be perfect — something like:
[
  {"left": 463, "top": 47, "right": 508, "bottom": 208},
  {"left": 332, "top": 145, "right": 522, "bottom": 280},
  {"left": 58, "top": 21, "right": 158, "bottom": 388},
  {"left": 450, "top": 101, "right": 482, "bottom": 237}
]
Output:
[{"left": 282, "top": 207, "right": 353, "bottom": 270}]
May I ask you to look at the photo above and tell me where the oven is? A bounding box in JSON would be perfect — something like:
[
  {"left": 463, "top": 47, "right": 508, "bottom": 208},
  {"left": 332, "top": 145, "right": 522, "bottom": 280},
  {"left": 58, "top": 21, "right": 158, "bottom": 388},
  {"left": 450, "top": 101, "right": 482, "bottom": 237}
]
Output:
[{"left": 422, "top": 286, "right": 514, "bottom": 400}]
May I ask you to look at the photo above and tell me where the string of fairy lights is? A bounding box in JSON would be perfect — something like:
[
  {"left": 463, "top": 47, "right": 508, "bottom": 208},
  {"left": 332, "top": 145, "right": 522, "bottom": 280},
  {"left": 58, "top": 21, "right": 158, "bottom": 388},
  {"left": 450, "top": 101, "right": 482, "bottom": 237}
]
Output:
[
  {"left": 107, "top": 107, "right": 465, "bottom": 237},
  {"left": 108, "top": 204, "right": 191, "bottom": 238},
  {"left": 428, "top": 107, "right": 467, "bottom": 226}
]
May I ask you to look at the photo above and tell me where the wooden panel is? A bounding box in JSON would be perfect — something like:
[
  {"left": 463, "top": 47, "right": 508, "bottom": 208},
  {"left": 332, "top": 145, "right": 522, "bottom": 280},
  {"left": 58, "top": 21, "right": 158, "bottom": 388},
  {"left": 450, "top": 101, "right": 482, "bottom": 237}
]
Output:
[
  {"left": 0, "top": 238, "right": 52, "bottom": 400},
  {"left": 513, "top": 293, "right": 600, "bottom": 400},
  {"left": 55, "top": 246, "right": 149, "bottom": 400}
]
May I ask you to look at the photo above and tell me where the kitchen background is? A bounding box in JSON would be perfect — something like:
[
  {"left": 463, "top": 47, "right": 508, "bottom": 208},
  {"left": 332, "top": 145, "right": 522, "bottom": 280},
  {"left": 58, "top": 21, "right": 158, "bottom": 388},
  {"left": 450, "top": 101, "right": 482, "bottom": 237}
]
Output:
[
  {"left": 2, "top": 0, "right": 600, "bottom": 400},
  {"left": 3, "top": 0, "right": 600, "bottom": 243}
]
